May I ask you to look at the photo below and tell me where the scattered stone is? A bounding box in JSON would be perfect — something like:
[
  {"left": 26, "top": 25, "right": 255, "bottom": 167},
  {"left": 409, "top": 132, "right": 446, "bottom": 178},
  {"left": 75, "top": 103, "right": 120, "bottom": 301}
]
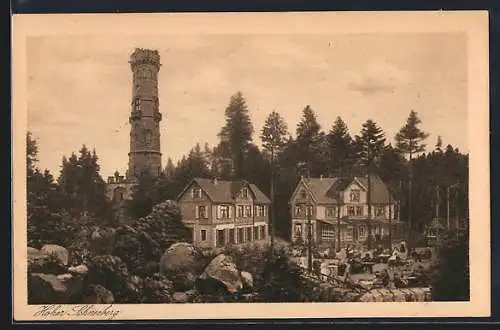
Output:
[
  {"left": 68, "top": 264, "right": 89, "bottom": 275},
  {"left": 240, "top": 271, "right": 254, "bottom": 292},
  {"left": 28, "top": 273, "right": 83, "bottom": 304},
  {"left": 57, "top": 273, "right": 73, "bottom": 281},
  {"left": 40, "top": 244, "right": 69, "bottom": 266},
  {"left": 172, "top": 292, "right": 188, "bottom": 303}
]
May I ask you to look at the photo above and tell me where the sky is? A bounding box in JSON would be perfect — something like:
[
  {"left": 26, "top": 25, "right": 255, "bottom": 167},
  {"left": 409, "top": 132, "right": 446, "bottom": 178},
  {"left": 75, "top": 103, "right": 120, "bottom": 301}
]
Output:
[{"left": 27, "top": 33, "right": 468, "bottom": 178}]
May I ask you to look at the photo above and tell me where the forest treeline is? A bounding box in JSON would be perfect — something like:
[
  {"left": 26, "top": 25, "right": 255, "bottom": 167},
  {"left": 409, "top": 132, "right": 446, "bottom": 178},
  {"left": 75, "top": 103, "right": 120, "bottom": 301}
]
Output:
[{"left": 27, "top": 91, "right": 468, "bottom": 246}]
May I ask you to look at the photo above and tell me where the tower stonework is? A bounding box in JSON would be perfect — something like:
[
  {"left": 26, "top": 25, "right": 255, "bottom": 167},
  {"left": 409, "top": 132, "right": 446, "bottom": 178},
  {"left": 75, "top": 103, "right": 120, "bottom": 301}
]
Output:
[{"left": 128, "top": 48, "right": 163, "bottom": 178}]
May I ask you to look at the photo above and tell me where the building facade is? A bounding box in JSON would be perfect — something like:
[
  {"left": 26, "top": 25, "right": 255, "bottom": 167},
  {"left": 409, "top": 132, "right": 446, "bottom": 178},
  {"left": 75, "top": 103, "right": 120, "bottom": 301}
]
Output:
[
  {"left": 107, "top": 48, "right": 164, "bottom": 223},
  {"left": 289, "top": 175, "right": 404, "bottom": 249},
  {"left": 177, "top": 178, "right": 271, "bottom": 249}
]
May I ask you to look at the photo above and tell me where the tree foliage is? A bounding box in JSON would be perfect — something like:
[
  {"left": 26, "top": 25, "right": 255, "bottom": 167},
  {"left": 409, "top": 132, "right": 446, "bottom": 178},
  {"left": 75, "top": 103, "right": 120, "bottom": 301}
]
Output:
[
  {"left": 430, "top": 226, "right": 470, "bottom": 301},
  {"left": 217, "top": 92, "right": 254, "bottom": 179},
  {"left": 395, "top": 110, "right": 429, "bottom": 158}
]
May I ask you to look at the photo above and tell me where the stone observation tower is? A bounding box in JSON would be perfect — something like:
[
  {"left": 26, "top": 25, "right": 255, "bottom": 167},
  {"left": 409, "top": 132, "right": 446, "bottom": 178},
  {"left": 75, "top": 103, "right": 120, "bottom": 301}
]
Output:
[
  {"left": 106, "top": 48, "right": 163, "bottom": 223},
  {"left": 128, "top": 48, "right": 163, "bottom": 178}
]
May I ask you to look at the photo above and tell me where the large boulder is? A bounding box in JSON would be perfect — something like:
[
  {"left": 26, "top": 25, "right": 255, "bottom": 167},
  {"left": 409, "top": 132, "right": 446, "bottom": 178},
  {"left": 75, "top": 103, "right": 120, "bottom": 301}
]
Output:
[
  {"left": 197, "top": 254, "right": 243, "bottom": 294},
  {"left": 80, "top": 284, "right": 114, "bottom": 304},
  {"left": 68, "top": 264, "right": 89, "bottom": 275},
  {"left": 40, "top": 244, "right": 69, "bottom": 266},
  {"left": 159, "top": 243, "right": 200, "bottom": 291},
  {"left": 240, "top": 271, "right": 254, "bottom": 292},
  {"left": 28, "top": 273, "right": 84, "bottom": 304},
  {"left": 160, "top": 242, "right": 199, "bottom": 272}
]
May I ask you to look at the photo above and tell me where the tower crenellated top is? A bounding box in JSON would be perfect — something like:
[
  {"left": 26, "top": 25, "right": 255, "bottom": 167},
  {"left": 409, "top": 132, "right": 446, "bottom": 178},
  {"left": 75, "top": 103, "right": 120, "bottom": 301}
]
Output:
[{"left": 129, "top": 48, "right": 161, "bottom": 71}]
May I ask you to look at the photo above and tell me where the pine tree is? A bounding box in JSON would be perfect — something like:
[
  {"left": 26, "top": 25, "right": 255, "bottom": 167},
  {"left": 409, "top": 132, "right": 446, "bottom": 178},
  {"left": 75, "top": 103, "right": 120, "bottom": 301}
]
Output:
[
  {"left": 435, "top": 135, "right": 443, "bottom": 152},
  {"left": 164, "top": 158, "right": 176, "bottom": 178},
  {"left": 218, "top": 92, "right": 254, "bottom": 179},
  {"left": 295, "top": 105, "right": 326, "bottom": 176},
  {"left": 27, "top": 132, "right": 38, "bottom": 178},
  {"left": 326, "top": 116, "right": 354, "bottom": 177},
  {"left": 57, "top": 145, "right": 111, "bottom": 221},
  {"left": 355, "top": 119, "right": 386, "bottom": 249},
  {"left": 260, "top": 110, "right": 289, "bottom": 250},
  {"left": 395, "top": 110, "right": 429, "bottom": 238}
]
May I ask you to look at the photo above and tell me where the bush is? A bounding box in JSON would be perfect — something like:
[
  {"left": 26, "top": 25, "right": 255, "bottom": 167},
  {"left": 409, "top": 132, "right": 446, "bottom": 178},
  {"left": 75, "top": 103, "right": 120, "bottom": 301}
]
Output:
[
  {"left": 141, "top": 273, "right": 173, "bottom": 303},
  {"left": 86, "top": 255, "right": 131, "bottom": 302},
  {"left": 430, "top": 227, "right": 470, "bottom": 301},
  {"left": 257, "top": 247, "right": 306, "bottom": 302}
]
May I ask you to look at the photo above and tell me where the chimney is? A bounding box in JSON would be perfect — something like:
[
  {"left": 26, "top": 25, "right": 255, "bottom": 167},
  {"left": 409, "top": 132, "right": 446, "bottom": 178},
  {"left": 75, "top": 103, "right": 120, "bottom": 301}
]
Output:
[{"left": 320, "top": 174, "right": 324, "bottom": 180}]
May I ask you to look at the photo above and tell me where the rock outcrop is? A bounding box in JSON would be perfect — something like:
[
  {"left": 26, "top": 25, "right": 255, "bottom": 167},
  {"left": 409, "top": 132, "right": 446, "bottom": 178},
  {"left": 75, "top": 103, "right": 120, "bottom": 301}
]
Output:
[
  {"left": 40, "top": 244, "right": 69, "bottom": 266},
  {"left": 159, "top": 243, "right": 199, "bottom": 291},
  {"left": 28, "top": 272, "right": 84, "bottom": 304},
  {"left": 197, "top": 254, "right": 243, "bottom": 294}
]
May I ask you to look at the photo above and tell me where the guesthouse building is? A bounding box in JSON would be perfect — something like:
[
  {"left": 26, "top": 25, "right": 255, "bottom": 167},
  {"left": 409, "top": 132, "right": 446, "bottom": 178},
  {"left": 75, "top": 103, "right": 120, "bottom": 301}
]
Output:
[
  {"left": 177, "top": 178, "right": 271, "bottom": 249},
  {"left": 289, "top": 174, "right": 404, "bottom": 249}
]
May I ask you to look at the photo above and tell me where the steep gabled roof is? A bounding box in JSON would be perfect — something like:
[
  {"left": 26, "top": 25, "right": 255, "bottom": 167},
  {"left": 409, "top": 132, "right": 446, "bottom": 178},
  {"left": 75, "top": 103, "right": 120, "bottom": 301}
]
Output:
[
  {"left": 290, "top": 174, "right": 395, "bottom": 204},
  {"left": 177, "top": 178, "right": 270, "bottom": 204},
  {"left": 302, "top": 177, "right": 341, "bottom": 204},
  {"left": 357, "top": 174, "right": 395, "bottom": 204}
]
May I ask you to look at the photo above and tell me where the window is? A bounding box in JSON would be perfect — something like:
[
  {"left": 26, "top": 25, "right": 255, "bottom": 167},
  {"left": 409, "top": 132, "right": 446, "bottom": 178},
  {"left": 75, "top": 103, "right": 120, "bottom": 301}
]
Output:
[
  {"left": 347, "top": 206, "right": 355, "bottom": 216},
  {"left": 306, "top": 205, "right": 313, "bottom": 216},
  {"left": 300, "top": 189, "right": 307, "bottom": 199},
  {"left": 144, "top": 129, "right": 152, "bottom": 145},
  {"left": 294, "top": 224, "right": 303, "bottom": 238},
  {"left": 217, "top": 230, "right": 225, "bottom": 247},
  {"left": 241, "top": 188, "right": 248, "bottom": 198},
  {"left": 356, "top": 206, "right": 363, "bottom": 216},
  {"left": 219, "top": 205, "right": 230, "bottom": 218},
  {"left": 260, "top": 226, "right": 265, "bottom": 239},
  {"left": 229, "top": 229, "right": 235, "bottom": 244},
  {"left": 375, "top": 207, "right": 385, "bottom": 217},
  {"left": 134, "top": 98, "right": 141, "bottom": 111},
  {"left": 321, "top": 226, "right": 335, "bottom": 241},
  {"left": 245, "top": 205, "right": 252, "bottom": 217},
  {"left": 197, "top": 205, "right": 207, "bottom": 219},
  {"left": 192, "top": 187, "right": 202, "bottom": 199},
  {"left": 344, "top": 227, "right": 353, "bottom": 240},
  {"left": 359, "top": 226, "right": 366, "bottom": 238},
  {"left": 246, "top": 227, "right": 252, "bottom": 241},
  {"left": 238, "top": 228, "right": 244, "bottom": 243},
  {"left": 201, "top": 229, "right": 207, "bottom": 241},
  {"left": 113, "top": 188, "right": 125, "bottom": 203},
  {"left": 294, "top": 205, "right": 303, "bottom": 216},
  {"left": 350, "top": 189, "right": 361, "bottom": 202},
  {"left": 254, "top": 227, "right": 259, "bottom": 240},
  {"left": 237, "top": 205, "right": 244, "bottom": 218},
  {"left": 326, "top": 206, "right": 337, "bottom": 217},
  {"left": 256, "top": 205, "right": 265, "bottom": 217}
]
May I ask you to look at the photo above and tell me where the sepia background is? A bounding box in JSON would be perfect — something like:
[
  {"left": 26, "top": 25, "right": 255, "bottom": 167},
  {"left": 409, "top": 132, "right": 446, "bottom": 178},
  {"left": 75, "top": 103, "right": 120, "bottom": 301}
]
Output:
[{"left": 27, "top": 33, "right": 467, "bottom": 177}]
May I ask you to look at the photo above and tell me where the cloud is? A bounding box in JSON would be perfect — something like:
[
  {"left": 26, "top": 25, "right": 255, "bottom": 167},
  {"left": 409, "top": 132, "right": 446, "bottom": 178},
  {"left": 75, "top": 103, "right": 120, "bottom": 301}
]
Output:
[
  {"left": 348, "top": 77, "right": 395, "bottom": 95},
  {"left": 345, "top": 60, "right": 411, "bottom": 95}
]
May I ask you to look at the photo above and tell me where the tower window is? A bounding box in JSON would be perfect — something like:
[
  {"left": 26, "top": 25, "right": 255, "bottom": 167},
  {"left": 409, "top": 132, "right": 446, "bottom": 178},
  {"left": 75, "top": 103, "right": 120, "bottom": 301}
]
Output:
[{"left": 144, "top": 130, "right": 152, "bottom": 145}]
